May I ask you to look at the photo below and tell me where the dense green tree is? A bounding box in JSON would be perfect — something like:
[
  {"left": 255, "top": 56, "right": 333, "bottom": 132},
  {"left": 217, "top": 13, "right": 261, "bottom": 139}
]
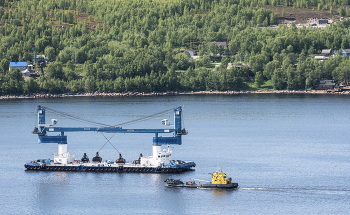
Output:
[
  {"left": 0, "top": 59, "right": 9, "bottom": 73},
  {"left": 254, "top": 71, "right": 264, "bottom": 88},
  {"left": 333, "top": 59, "right": 350, "bottom": 85},
  {"left": 2, "top": 69, "right": 24, "bottom": 95},
  {"left": 174, "top": 52, "right": 192, "bottom": 70},
  {"left": 23, "top": 78, "right": 40, "bottom": 94},
  {"left": 45, "top": 61, "right": 64, "bottom": 79},
  {"left": 194, "top": 56, "right": 211, "bottom": 68},
  {"left": 39, "top": 78, "right": 65, "bottom": 94},
  {"left": 249, "top": 54, "right": 269, "bottom": 74},
  {"left": 84, "top": 77, "right": 96, "bottom": 93},
  {"left": 44, "top": 46, "right": 56, "bottom": 61},
  {"left": 272, "top": 68, "right": 286, "bottom": 90}
]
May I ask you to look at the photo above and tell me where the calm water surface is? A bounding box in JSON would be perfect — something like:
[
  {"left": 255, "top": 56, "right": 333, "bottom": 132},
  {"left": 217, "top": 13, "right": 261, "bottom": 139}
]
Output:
[{"left": 1, "top": 94, "right": 350, "bottom": 214}]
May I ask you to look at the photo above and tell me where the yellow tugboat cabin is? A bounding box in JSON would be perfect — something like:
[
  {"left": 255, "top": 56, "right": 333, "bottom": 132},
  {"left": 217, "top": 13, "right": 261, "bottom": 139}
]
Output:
[{"left": 211, "top": 167, "right": 232, "bottom": 185}]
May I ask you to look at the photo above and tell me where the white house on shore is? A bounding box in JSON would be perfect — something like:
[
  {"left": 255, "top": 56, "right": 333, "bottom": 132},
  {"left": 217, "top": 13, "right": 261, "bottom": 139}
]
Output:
[
  {"left": 9, "top": 62, "right": 33, "bottom": 77},
  {"left": 9, "top": 62, "right": 28, "bottom": 72}
]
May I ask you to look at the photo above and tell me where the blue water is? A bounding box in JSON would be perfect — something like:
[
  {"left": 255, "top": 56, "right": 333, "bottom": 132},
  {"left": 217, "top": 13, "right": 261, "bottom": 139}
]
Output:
[{"left": 1, "top": 94, "right": 350, "bottom": 214}]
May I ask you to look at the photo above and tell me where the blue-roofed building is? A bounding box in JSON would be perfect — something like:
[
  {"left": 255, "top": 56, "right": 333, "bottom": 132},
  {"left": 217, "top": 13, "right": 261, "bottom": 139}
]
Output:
[{"left": 9, "top": 62, "right": 28, "bottom": 72}]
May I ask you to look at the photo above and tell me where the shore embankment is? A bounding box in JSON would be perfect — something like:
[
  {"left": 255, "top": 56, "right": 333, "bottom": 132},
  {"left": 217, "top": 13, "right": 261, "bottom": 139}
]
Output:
[{"left": 1, "top": 89, "right": 349, "bottom": 100}]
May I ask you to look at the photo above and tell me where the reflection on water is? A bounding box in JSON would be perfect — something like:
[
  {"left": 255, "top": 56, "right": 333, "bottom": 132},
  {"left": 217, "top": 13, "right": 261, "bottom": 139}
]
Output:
[
  {"left": 53, "top": 172, "right": 69, "bottom": 182},
  {"left": 210, "top": 189, "right": 237, "bottom": 195}
]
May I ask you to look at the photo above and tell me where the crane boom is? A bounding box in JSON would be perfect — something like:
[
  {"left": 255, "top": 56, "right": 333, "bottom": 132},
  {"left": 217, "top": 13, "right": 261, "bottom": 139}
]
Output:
[{"left": 33, "top": 105, "right": 187, "bottom": 145}]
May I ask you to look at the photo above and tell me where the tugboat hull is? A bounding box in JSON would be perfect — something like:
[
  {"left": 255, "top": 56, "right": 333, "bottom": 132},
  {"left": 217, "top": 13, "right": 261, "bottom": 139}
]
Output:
[
  {"left": 164, "top": 179, "right": 238, "bottom": 189},
  {"left": 200, "top": 183, "right": 238, "bottom": 189},
  {"left": 165, "top": 182, "right": 238, "bottom": 189}
]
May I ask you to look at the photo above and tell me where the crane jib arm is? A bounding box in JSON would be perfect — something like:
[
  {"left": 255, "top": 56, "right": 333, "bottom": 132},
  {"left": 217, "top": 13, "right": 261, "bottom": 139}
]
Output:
[{"left": 34, "top": 105, "right": 187, "bottom": 145}]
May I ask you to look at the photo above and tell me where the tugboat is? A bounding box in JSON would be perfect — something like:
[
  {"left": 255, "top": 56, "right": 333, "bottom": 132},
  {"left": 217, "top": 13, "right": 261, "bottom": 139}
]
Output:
[{"left": 165, "top": 166, "right": 238, "bottom": 189}]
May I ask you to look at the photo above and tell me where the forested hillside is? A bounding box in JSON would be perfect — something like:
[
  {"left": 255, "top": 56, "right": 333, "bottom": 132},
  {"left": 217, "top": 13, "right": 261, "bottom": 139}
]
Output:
[{"left": 1, "top": 0, "right": 350, "bottom": 95}]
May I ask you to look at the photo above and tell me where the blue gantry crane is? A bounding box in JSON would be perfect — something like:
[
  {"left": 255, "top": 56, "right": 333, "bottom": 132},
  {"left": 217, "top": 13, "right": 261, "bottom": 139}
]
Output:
[{"left": 34, "top": 105, "right": 187, "bottom": 144}]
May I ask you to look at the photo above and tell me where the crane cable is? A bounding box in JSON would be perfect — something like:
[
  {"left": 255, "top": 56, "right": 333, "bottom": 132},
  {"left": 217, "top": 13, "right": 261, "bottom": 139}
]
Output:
[
  {"left": 96, "top": 108, "right": 174, "bottom": 153},
  {"left": 97, "top": 132, "right": 120, "bottom": 154},
  {"left": 41, "top": 106, "right": 175, "bottom": 128},
  {"left": 110, "top": 108, "right": 174, "bottom": 128},
  {"left": 42, "top": 106, "right": 111, "bottom": 127}
]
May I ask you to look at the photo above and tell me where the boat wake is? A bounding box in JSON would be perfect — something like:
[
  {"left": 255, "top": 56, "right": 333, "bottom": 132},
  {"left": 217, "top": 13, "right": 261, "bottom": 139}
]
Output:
[{"left": 239, "top": 187, "right": 350, "bottom": 193}]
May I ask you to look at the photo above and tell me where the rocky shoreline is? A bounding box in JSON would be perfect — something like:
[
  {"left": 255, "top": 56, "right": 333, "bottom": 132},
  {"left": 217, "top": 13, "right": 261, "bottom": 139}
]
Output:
[{"left": 1, "top": 89, "right": 349, "bottom": 100}]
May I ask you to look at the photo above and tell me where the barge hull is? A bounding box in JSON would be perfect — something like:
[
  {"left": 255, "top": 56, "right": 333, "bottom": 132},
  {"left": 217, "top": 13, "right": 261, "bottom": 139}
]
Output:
[{"left": 24, "top": 162, "right": 196, "bottom": 173}]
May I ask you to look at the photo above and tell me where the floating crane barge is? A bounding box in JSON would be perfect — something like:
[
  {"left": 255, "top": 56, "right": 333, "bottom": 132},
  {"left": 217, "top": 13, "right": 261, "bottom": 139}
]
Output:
[{"left": 25, "top": 105, "right": 195, "bottom": 173}]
